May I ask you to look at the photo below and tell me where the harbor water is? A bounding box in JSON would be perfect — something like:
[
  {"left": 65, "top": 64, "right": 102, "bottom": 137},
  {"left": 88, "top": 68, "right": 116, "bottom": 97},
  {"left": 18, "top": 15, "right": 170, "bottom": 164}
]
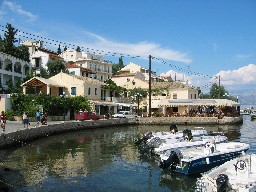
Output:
[{"left": 0, "top": 115, "right": 255, "bottom": 192}]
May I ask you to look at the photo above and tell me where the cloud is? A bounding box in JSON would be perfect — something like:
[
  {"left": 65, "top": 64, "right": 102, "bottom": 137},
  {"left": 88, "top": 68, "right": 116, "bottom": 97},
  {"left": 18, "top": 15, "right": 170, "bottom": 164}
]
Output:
[
  {"left": 72, "top": 30, "right": 192, "bottom": 63},
  {"left": 160, "top": 64, "right": 256, "bottom": 97},
  {"left": 1, "top": 0, "right": 37, "bottom": 21},
  {"left": 235, "top": 54, "right": 252, "bottom": 60},
  {"left": 216, "top": 64, "right": 256, "bottom": 85}
]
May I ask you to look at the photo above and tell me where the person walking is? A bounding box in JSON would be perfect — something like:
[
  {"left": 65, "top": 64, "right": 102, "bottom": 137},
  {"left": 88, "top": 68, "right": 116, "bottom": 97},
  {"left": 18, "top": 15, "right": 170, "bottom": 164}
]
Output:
[
  {"left": 22, "top": 111, "right": 29, "bottom": 128},
  {"left": 36, "top": 110, "right": 41, "bottom": 127},
  {"left": 0, "top": 111, "right": 7, "bottom": 134}
]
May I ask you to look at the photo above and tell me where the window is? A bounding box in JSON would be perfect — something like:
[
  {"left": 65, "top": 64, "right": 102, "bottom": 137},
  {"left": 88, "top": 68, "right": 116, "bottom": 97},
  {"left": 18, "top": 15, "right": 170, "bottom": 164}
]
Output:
[
  {"left": 173, "top": 93, "right": 177, "bottom": 99},
  {"left": 35, "top": 58, "right": 40, "bottom": 68},
  {"left": 59, "top": 87, "right": 64, "bottom": 96},
  {"left": 88, "top": 87, "right": 91, "bottom": 95},
  {"left": 173, "top": 107, "right": 178, "bottom": 113},
  {"left": 195, "top": 94, "right": 197, "bottom": 99},
  {"left": 95, "top": 88, "right": 98, "bottom": 95},
  {"left": 132, "top": 81, "right": 135, "bottom": 85},
  {"left": 71, "top": 87, "right": 76, "bottom": 96},
  {"left": 70, "top": 71, "right": 75, "bottom": 75},
  {"left": 191, "top": 94, "right": 193, "bottom": 99}
]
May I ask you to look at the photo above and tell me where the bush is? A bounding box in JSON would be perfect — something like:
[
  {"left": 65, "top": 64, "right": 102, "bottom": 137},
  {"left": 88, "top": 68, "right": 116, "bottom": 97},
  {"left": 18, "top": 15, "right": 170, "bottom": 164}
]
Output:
[{"left": 5, "top": 110, "right": 15, "bottom": 121}]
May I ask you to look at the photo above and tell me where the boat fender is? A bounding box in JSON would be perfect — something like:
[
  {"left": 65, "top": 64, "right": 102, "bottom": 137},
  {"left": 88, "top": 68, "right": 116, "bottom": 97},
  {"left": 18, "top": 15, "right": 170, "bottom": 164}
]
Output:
[
  {"left": 216, "top": 174, "right": 229, "bottom": 192},
  {"left": 205, "top": 142, "right": 215, "bottom": 153},
  {"left": 159, "top": 149, "right": 182, "bottom": 169}
]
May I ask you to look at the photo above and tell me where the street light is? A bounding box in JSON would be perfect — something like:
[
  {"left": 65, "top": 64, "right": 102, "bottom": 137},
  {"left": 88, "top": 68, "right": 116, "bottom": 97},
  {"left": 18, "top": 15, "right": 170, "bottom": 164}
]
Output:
[{"left": 62, "top": 92, "right": 66, "bottom": 121}]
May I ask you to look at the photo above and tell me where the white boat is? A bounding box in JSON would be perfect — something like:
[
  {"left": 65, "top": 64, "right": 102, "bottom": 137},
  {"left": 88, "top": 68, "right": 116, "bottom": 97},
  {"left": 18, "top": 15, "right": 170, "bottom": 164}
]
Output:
[
  {"left": 159, "top": 141, "right": 250, "bottom": 175},
  {"left": 152, "top": 135, "right": 228, "bottom": 154},
  {"left": 250, "top": 110, "right": 256, "bottom": 120},
  {"left": 134, "top": 125, "right": 208, "bottom": 145},
  {"left": 196, "top": 153, "right": 256, "bottom": 192},
  {"left": 240, "top": 109, "right": 250, "bottom": 115}
]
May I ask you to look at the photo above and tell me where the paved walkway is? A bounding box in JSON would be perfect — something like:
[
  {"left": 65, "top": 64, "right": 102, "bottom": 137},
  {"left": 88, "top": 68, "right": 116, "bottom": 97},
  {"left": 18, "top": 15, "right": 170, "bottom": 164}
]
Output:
[{"left": 1, "top": 120, "right": 67, "bottom": 134}]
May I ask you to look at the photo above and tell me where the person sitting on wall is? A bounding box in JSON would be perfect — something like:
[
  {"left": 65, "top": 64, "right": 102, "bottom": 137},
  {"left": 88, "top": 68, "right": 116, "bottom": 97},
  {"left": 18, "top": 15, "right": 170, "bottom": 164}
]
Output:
[{"left": 41, "top": 113, "right": 47, "bottom": 125}]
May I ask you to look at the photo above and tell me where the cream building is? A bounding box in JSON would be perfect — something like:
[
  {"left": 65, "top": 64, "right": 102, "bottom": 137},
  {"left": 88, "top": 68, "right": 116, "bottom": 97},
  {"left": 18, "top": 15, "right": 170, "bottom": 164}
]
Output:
[
  {"left": 21, "top": 72, "right": 118, "bottom": 115},
  {"left": 119, "top": 62, "right": 164, "bottom": 82},
  {"left": 112, "top": 65, "right": 199, "bottom": 116},
  {"left": 61, "top": 50, "right": 112, "bottom": 82}
]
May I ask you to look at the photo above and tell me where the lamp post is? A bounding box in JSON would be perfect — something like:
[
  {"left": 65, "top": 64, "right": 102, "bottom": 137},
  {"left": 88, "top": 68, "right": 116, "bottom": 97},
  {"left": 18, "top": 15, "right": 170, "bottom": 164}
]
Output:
[
  {"left": 62, "top": 92, "right": 66, "bottom": 121},
  {"left": 136, "top": 93, "right": 142, "bottom": 116}
]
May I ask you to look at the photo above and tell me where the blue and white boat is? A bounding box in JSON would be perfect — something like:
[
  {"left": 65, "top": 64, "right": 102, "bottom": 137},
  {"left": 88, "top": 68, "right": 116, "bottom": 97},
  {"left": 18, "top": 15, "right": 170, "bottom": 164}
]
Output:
[
  {"left": 159, "top": 141, "right": 250, "bottom": 175},
  {"left": 196, "top": 153, "right": 256, "bottom": 192}
]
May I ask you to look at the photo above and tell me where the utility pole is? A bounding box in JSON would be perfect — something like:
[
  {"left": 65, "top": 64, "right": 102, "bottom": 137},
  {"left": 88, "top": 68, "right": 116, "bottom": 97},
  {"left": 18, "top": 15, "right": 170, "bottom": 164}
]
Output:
[
  {"left": 148, "top": 55, "right": 152, "bottom": 117},
  {"left": 218, "top": 75, "right": 220, "bottom": 99}
]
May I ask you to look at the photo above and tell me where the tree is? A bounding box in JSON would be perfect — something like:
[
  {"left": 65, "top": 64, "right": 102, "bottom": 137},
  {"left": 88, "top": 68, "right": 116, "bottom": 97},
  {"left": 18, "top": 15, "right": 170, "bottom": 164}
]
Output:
[
  {"left": 63, "top": 46, "right": 67, "bottom": 52},
  {"left": 76, "top": 46, "right": 81, "bottom": 52},
  {"left": 47, "top": 60, "right": 69, "bottom": 77},
  {"left": 0, "top": 24, "right": 30, "bottom": 62},
  {"left": 16, "top": 45, "right": 30, "bottom": 62},
  {"left": 2, "top": 23, "right": 18, "bottom": 56},
  {"left": 210, "top": 83, "right": 227, "bottom": 99},
  {"left": 57, "top": 44, "right": 62, "bottom": 55},
  {"left": 112, "top": 56, "right": 125, "bottom": 75}
]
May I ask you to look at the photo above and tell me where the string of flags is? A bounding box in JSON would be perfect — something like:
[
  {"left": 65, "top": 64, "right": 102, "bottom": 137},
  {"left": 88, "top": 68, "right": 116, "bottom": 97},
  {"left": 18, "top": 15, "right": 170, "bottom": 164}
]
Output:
[{"left": 0, "top": 24, "right": 215, "bottom": 90}]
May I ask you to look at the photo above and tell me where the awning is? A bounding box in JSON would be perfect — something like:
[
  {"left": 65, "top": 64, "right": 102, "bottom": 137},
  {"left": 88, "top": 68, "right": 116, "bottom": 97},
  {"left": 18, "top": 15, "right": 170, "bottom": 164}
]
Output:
[
  {"left": 90, "top": 100, "right": 118, "bottom": 106},
  {"left": 158, "top": 99, "right": 239, "bottom": 107},
  {"left": 115, "top": 103, "right": 137, "bottom": 107}
]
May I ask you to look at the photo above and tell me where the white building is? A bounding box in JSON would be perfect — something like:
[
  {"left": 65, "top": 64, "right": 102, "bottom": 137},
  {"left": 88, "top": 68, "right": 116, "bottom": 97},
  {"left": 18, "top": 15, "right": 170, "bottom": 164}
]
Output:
[
  {"left": 0, "top": 52, "right": 32, "bottom": 90},
  {"left": 21, "top": 40, "right": 63, "bottom": 75},
  {"left": 0, "top": 52, "right": 32, "bottom": 112},
  {"left": 61, "top": 50, "right": 112, "bottom": 81}
]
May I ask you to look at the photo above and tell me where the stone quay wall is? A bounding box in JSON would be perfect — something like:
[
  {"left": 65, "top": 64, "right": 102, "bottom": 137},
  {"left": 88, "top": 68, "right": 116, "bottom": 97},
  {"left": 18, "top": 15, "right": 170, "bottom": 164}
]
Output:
[
  {"left": 138, "top": 116, "right": 243, "bottom": 125},
  {"left": 0, "top": 118, "right": 139, "bottom": 148},
  {"left": 0, "top": 116, "right": 242, "bottom": 148}
]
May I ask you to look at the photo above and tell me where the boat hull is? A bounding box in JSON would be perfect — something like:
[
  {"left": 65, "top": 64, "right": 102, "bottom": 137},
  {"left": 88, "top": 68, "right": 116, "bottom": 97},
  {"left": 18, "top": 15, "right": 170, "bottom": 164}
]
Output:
[{"left": 174, "top": 150, "right": 248, "bottom": 175}]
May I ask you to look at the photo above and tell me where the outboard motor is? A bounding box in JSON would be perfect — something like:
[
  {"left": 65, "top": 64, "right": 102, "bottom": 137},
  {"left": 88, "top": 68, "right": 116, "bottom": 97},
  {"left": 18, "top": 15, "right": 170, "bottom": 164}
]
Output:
[
  {"left": 170, "top": 124, "right": 178, "bottom": 134},
  {"left": 134, "top": 131, "right": 153, "bottom": 145},
  {"left": 216, "top": 174, "right": 229, "bottom": 192},
  {"left": 139, "top": 137, "right": 162, "bottom": 152},
  {"left": 183, "top": 129, "right": 193, "bottom": 141},
  {"left": 147, "top": 137, "right": 162, "bottom": 149},
  {"left": 159, "top": 149, "right": 182, "bottom": 169}
]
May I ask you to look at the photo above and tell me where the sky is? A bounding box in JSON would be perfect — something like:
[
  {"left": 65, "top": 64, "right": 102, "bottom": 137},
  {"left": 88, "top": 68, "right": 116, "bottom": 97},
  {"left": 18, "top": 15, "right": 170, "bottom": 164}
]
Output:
[{"left": 0, "top": 0, "right": 255, "bottom": 104}]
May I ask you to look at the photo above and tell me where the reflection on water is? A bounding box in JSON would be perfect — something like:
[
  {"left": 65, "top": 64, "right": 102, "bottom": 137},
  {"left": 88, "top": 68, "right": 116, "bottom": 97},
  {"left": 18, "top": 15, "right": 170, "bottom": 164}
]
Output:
[{"left": 0, "top": 116, "right": 255, "bottom": 192}]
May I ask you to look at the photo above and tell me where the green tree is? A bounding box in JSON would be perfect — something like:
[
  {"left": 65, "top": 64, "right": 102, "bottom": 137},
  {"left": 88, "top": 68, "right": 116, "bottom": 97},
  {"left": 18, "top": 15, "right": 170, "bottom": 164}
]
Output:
[
  {"left": 16, "top": 45, "right": 30, "bottom": 62},
  {"left": 3, "top": 23, "right": 18, "bottom": 55},
  {"left": 57, "top": 44, "right": 62, "bottom": 55},
  {"left": 210, "top": 83, "right": 227, "bottom": 99},
  {"left": 39, "top": 67, "right": 49, "bottom": 78},
  {"left": 112, "top": 56, "right": 125, "bottom": 75},
  {"left": 63, "top": 46, "right": 67, "bottom": 52},
  {"left": 47, "top": 59, "right": 69, "bottom": 77},
  {"left": 76, "top": 46, "right": 81, "bottom": 52}
]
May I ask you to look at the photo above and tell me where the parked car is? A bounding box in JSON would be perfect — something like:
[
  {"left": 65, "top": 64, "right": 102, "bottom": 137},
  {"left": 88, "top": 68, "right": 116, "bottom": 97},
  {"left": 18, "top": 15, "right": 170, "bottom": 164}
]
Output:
[
  {"left": 112, "top": 111, "right": 137, "bottom": 118},
  {"left": 75, "top": 111, "right": 103, "bottom": 121}
]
